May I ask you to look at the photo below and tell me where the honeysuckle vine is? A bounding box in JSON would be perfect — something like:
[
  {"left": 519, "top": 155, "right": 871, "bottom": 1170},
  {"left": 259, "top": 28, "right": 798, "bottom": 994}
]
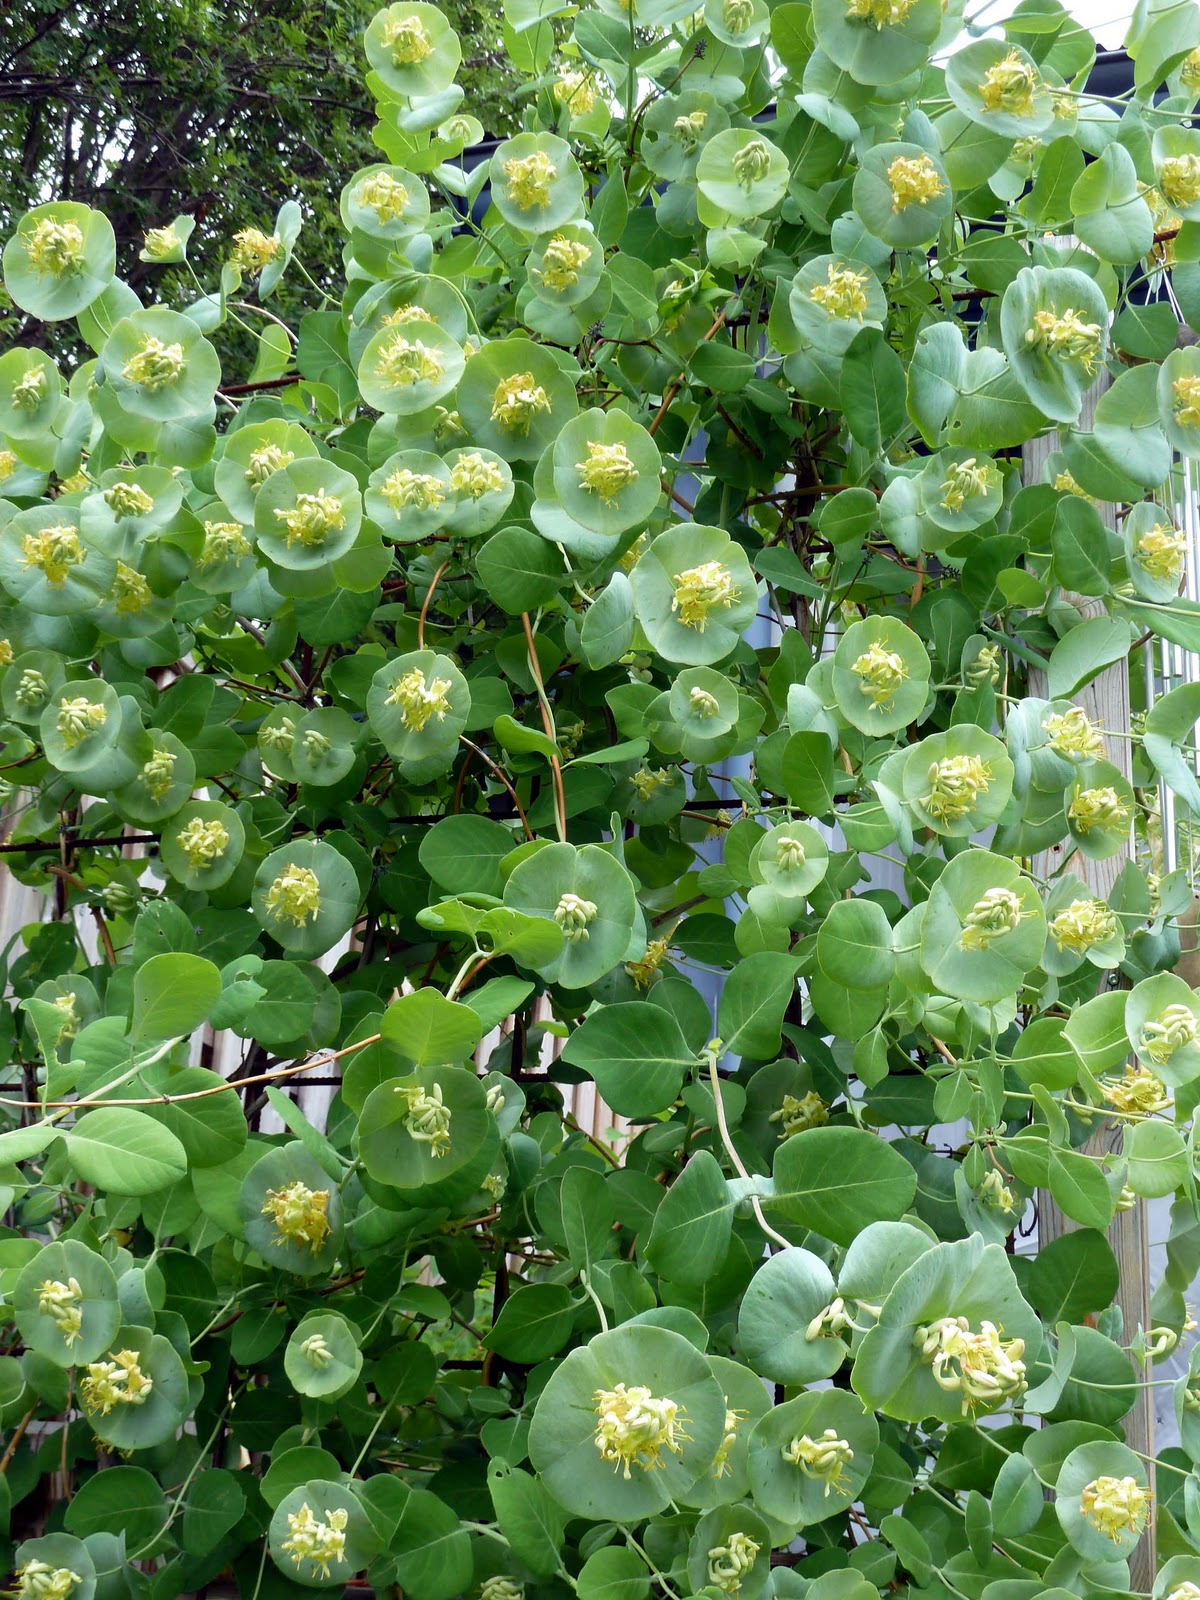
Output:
[{"left": 7, "top": 0, "right": 1200, "bottom": 1595}]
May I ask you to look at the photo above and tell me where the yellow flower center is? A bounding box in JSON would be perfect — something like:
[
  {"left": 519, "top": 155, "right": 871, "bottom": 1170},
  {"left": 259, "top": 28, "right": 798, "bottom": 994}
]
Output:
[
  {"left": 176, "top": 818, "right": 230, "bottom": 871},
  {"left": 707, "top": 1532, "right": 760, "bottom": 1594},
  {"left": 671, "top": 560, "right": 740, "bottom": 630},
  {"left": 733, "top": 138, "right": 772, "bottom": 187},
  {"left": 266, "top": 864, "right": 323, "bottom": 926},
  {"left": 14, "top": 669, "right": 48, "bottom": 708},
  {"left": 301, "top": 1333, "right": 334, "bottom": 1368},
  {"left": 626, "top": 935, "right": 672, "bottom": 988},
  {"left": 396, "top": 1080, "right": 453, "bottom": 1157},
  {"left": 1080, "top": 1475, "right": 1151, "bottom": 1543},
  {"left": 56, "top": 696, "right": 107, "bottom": 749},
  {"left": 1068, "top": 784, "right": 1129, "bottom": 835},
  {"left": 491, "top": 371, "right": 552, "bottom": 433},
  {"left": 103, "top": 481, "right": 155, "bottom": 519},
  {"left": 37, "top": 1276, "right": 83, "bottom": 1347},
  {"left": 593, "top": 1382, "right": 689, "bottom": 1479},
  {"left": 575, "top": 440, "right": 640, "bottom": 505},
  {"left": 915, "top": 1316, "right": 1027, "bottom": 1414},
  {"left": 12, "top": 366, "right": 48, "bottom": 411},
  {"left": 844, "top": 0, "right": 916, "bottom": 25},
  {"left": 1136, "top": 521, "right": 1187, "bottom": 582},
  {"left": 111, "top": 561, "right": 152, "bottom": 614},
  {"left": 0, "top": 450, "right": 16, "bottom": 483},
  {"left": 1101, "top": 1062, "right": 1170, "bottom": 1118},
  {"left": 0, "top": 639, "right": 12, "bottom": 667},
  {"left": 480, "top": 1579, "right": 524, "bottom": 1600},
  {"left": 122, "top": 336, "right": 185, "bottom": 392},
  {"left": 978, "top": 1168, "right": 1017, "bottom": 1212},
  {"left": 503, "top": 150, "right": 559, "bottom": 211},
  {"left": 260, "top": 717, "right": 296, "bottom": 754},
  {"left": 769, "top": 1090, "right": 830, "bottom": 1136},
  {"left": 1183, "top": 47, "right": 1200, "bottom": 90},
  {"left": 375, "top": 335, "right": 445, "bottom": 388},
  {"left": 1048, "top": 897, "right": 1118, "bottom": 952},
  {"left": 810, "top": 263, "right": 871, "bottom": 319},
  {"left": 554, "top": 71, "right": 596, "bottom": 113},
  {"left": 534, "top": 234, "right": 593, "bottom": 293},
  {"left": 1139, "top": 1003, "right": 1198, "bottom": 1066},
  {"left": 24, "top": 218, "right": 86, "bottom": 277},
  {"left": 382, "top": 468, "right": 446, "bottom": 513},
  {"left": 887, "top": 154, "right": 945, "bottom": 210},
  {"left": 554, "top": 891, "right": 598, "bottom": 941},
  {"left": 385, "top": 666, "right": 453, "bottom": 732},
  {"left": 56, "top": 468, "right": 90, "bottom": 496},
  {"left": 782, "top": 1430, "right": 855, "bottom": 1495},
  {"left": 229, "top": 228, "right": 281, "bottom": 275},
  {"left": 722, "top": 0, "right": 755, "bottom": 30},
  {"left": 80, "top": 1348, "right": 154, "bottom": 1415},
  {"left": 673, "top": 110, "right": 709, "bottom": 148},
  {"left": 51, "top": 992, "right": 80, "bottom": 1042},
  {"left": 273, "top": 489, "right": 346, "bottom": 547},
  {"left": 382, "top": 12, "right": 434, "bottom": 63},
  {"left": 959, "top": 886, "right": 1025, "bottom": 950},
  {"left": 1160, "top": 153, "right": 1200, "bottom": 208},
  {"left": 940, "top": 456, "right": 999, "bottom": 512},
  {"left": 1024, "top": 307, "right": 1104, "bottom": 374},
  {"left": 383, "top": 304, "right": 438, "bottom": 327},
  {"left": 16, "top": 1561, "right": 85, "bottom": 1600},
  {"left": 140, "top": 746, "right": 178, "bottom": 800},
  {"left": 245, "top": 442, "right": 295, "bottom": 487},
  {"left": 447, "top": 451, "right": 504, "bottom": 498},
  {"left": 851, "top": 642, "right": 908, "bottom": 708},
  {"left": 142, "top": 225, "right": 181, "bottom": 261},
  {"left": 199, "top": 521, "right": 252, "bottom": 567},
  {"left": 1175, "top": 372, "right": 1200, "bottom": 428},
  {"left": 1053, "top": 469, "right": 1095, "bottom": 500},
  {"left": 21, "top": 524, "right": 86, "bottom": 585},
  {"left": 980, "top": 49, "right": 1040, "bottom": 116},
  {"left": 281, "top": 1503, "right": 349, "bottom": 1580},
  {"left": 261, "top": 1180, "right": 332, "bottom": 1252},
  {"left": 1043, "top": 707, "right": 1105, "bottom": 759},
  {"left": 357, "top": 172, "right": 411, "bottom": 223},
  {"left": 711, "top": 1405, "right": 745, "bottom": 1477},
  {"left": 922, "top": 753, "right": 991, "bottom": 822}
]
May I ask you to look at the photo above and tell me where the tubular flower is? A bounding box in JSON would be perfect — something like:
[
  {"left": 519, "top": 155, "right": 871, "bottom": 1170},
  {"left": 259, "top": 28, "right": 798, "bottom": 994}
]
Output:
[
  {"left": 593, "top": 1382, "right": 689, "bottom": 1479},
  {"left": 229, "top": 228, "right": 281, "bottom": 275},
  {"left": 281, "top": 1504, "right": 349, "bottom": 1580},
  {"left": 1080, "top": 1475, "right": 1151, "bottom": 1544},
  {"left": 56, "top": 469, "right": 90, "bottom": 496},
  {"left": 733, "top": 138, "right": 772, "bottom": 187},
  {"left": 12, "top": 367, "right": 48, "bottom": 410},
  {"left": 385, "top": 666, "right": 453, "bottom": 732},
  {"left": 51, "top": 992, "right": 81, "bottom": 1042},
  {"left": 140, "top": 746, "right": 178, "bottom": 800},
  {"left": 56, "top": 696, "right": 107, "bottom": 749},
  {"left": 449, "top": 451, "right": 506, "bottom": 497},
  {"left": 111, "top": 561, "right": 152, "bottom": 614},
  {"left": 1101, "top": 1063, "right": 1170, "bottom": 1118},
  {"left": 485, "top": 1083, "right": 506, "bottom": 1115},
  {"left": 142, "top": 225, "right": 181, "bottom": 261},
  {"left": 773, "top": 835, "right": 808, "bottom": 873},
  {"left": 490, "top": 372, "right": 552, "bottom": 434},
  {"left": 1068, "top": 784, "right": 1130, "bottom": 834},
  {"left": 357, "top": 172, "right": 410, "bottom": 223},
  {"left": 940, "top": 456, "right": 999, "bottom": 513},
  {"left": 1140, "top": 1002, "right": 1199, "bottom": 1065},
  {"left": 978, "top": 1167, "right": 1017, "bottom": 1213},
  {"left": 435, "top": 407, "right": 466, "bottom": 442},
  {"left": 261, "top": 1180, "right": 332, "bottom": 1252},
  {"left": 686, "top": 686, "right": 720, "bottom": 720},
  {"left": 554, "top": 71, "right": 595, "bottom": 114},
  {"left": 966, "top": 643, "right": 1002, "bottom": 686},
  {"left": 502, "top": 151, "right": 559, "bottom": 211},
  {"left": 631, "top": 764, "right": 672, "bottom": 801},
  {"left": 671, "top": 561, "right": 740, "bottom": 630},
  {"left": 21, "top": 524, "right": 86, "bottom": 585},
  {"left": 1024, "top": 307, "right": 1104, "bottom": 373},
  {"left": 1055, "top": 470, "right": 1095, "bottom": 499},
  {"left": 555, "top": 892, "right": 598, "bottom": 941},
  {"left": 626, "top": 935, "right": 671, "bottom": 988},
  {"left": 273, "top": 489, "right": 346, "bottom": 547},
  {"left": 806, "top": 1297, "right": 855, "bottom": 1342},
  {"left": 1044, "top": 706, "right": 1105, "bottom": 760},
  {"left": 1167, "top": 1585, "right": 1200, "bottom": 1600},
  {"left": 769, "top": 1091, "right": 830, "bottom": 1136},
  {"left": 24, "top": 218, "right": 86, "bottom": 276},
  {"left": 851, "top": 642, "right": 908, "bottom": 708},
  {"left": 397, "top": 1080, "right": 453, "bottom": 1157},
  {"left": 245, "top": 442, "right": 295, "bottom": 487},
  {"left": 480, "top": 1581, "right": 524, "bottom": 1600},
  {"left": 810, "top": 264, "right": 870, "bottom": 319},
  {"left": 781, "top": 1430, "right": 855, "bottom": 1496},
  {"left": 104, "top": 481, "right": 154, "bottom": 519},
  {"left": 534, "top": 234, "right": 593, "bottom": 293},
  {"left": 302, "top": 729, "right": 330, "bottom": 761},
  {"left": 15, "top": 669, "right": 49, "bottom": 707},
  {"left": 0, "top": 450, "right": 16, "bottom": 483},
  {"left": 15, "top": 1562, "right": 84, "bottom": 1600},
  {"left": 673, "top": 110, "right": 709, "bottom": 148},
  {"left": 1174, "top": 374, "right": 1200, "bottom": 428},
  {"left": 844, "top": 0, "right": 917, "bottom": 26},
  {"left": 922, "top": 753, "right": 992, "bottom": 823},
  {"left": 1012, "top": 135, "right": 1044, "bottom": 165},
  {"left": 887, "top": 154, "right": 945, "bottom": 210},
  {"left": 723, "top": 0, "right": 755, "bottom": 29},
  {"left": 979, "top": 49, "right": 1040, "bottom": 116},
  {"left": 707, "top": 1533, "right": 760, "bottom": 1595},
  {"left": 266, "top": 865, "right": 323, "bottom": 926},
  {"left": 575, "top": 440, "right": 640, "bottom": 505},
  {"left": 300, "top": 1333, "right": 334, "bottom": 1369},
  {"left": 711, "top": 1404, "right": 746, "bottom": 1477},
  {"left": 1160, "top": 154, "right": 1200, "bottom": 208},
  {"left": 382, "top": 11, "right": 434, "bottom": 62},
  {"left": 375, "top": 335, "right": 445, "bottom": 388},
  {"left": 101, "top": 881, "right": 140, "bottom": 917},
  {"left": 482, "top": 1171, "right": 507, "bottom": 1200},
  {"left": 80, "top": 1348, "right": 154, "bottom": 1415},
  {"left": 1136, "top": 521, "right": 1187, "bottom": 584},
  {"left": 381, "top": 468, "right": 446, "bottom": 513},
  {"left": 176, "top": 818, "right": 230, "bottom": 871},
  {"left": 1183, "top": 47, "right": 1200, "bottom": 89},
  {"left": 915, "top": 1316, "right": 1027, "bottom": 1414},
  {"left": 199, "top": 521, "right": 252, "bottom": 567},
  {"left": 1049, "top": 897, "right": 1118, "bottom": 952},
  {"left": 122, "top": 337, "right": 186, "bottom": 392},
  {"left": 0, "top": 639, "right": 12, "bottom": 666},
  {"left": 260, "top": 717, "right": 296, "bottom": 755},
  {"left": 959, "top": 887, "right": 1026, "bottom": 951},
  {"left": 37, "top": 1277, "right": 83, "bottom": 1347}
]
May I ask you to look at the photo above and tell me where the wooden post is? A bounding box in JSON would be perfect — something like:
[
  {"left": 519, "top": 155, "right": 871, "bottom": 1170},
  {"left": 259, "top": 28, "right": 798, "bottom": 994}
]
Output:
[{"left": 1024, "top": 391, "right": 1156, "bottom": 1591}]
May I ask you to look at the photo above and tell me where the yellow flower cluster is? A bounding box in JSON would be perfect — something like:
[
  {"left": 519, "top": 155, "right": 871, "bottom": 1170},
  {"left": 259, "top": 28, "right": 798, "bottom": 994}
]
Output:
[
  {"left": 385, "top": 666, "right": 453, "bottom": 732},
  {"left": 626, "top": 935, "right": 671, "bottom": 988},
  {"left": 104, "top": 481, "right": 155, "bottom": 519},
  {"left": 1175, "top": 373, "right": 1200, "bottom": 428},
  {"left": 1048, "top": 896, "right": 1118, "bottom": 952},
  {"left": 1136, "top": 521, "right": 1187, "bottom": 584},
  {"left": 1043, "top": 706, "right": 1105, "bottom": 760},
  {"left": 940, "top": 456, "right": 999, "bottom": 513},
  {"left": 711, "top": 1404, "right": 745, "bottom": 1477},
  {"left": 273, "top": 489, "right": 346, "bottom": 547},
  {"left": 491, "top": 372, "right": 552, "bottom": 433},
  {"left": 261, "top": 1180, "right": 332, "bottom": 1252},
  {"left": 534, "top": 234, "right": 593, "bottom": 293},
  {"left": 229, "top": 228, "right": 281, "bottom": 275},
  {"left": 554, "top": 71, "right": 595, "bottom": 114},
  {"left": 769, "top": 1090, "right": 830, "bottom": 1136},
  {"left": 383, "top": 11, "right": 434, "bottom": 62},
  {"left": 15, "top": 1561, "right": 84, "bottom": 1600},
  {"left": 12, "top": 366, "right": 48, "bottom": 410},
  {"left": 671, "top": 561, "right": 740, "bottom": 631},
  {"left": 375, "top": 335, "right": 445, "bottom": 388},
  {"left": 673, "top": 110, "right": 709, "bottom": 149},
  {"left": 922, "top": 753, "right": 992, "bottom": 823},
  {"left": 1160, "top": 153, "right": 1200, "bottom": 208},
  {"left": 1140, "top": 1002, "right": 1199, "bottom": 1066},
  {"left": 810, "top": 264, "right": 870, "bottom": 319},
  {"left": 707, "top": 1532, "right": 760, "bottom": 1594},
  {"left": 781, "top": 1430, "right": 855, "bottom": 1495},
  {"left": 281, "top": 1503, "right": 349, "bottom": 1580},
  {"left": 122, "top": 336, "right": 186, "bottom": 392},
  {"left": 199, "top": 521, "right": 251, "bottom": 568},
  {"left": 959, "top": 886, "right": 1025, "bottom": 950},
  {"left": 1079, "top": 1475, "right": 1151, "bottom": 1543},
  {"left": 1101, "top": 1063, "right": 1170, "bottom": 1118},
  {"left": 887, "top": 154, "right": 944, "bottom": 211},
  {"left": 80, "top": 1348, "right": 154, "bottom": 1415},
  {"left": 397, "top": 1080, "right": 453, "bottom": 1156},
  {"left": 266, "top": 865, "right": 323, "bottom": 926},
  {"left": 142, "top": 225, "right": 181, "bottom": 261},
  {"left": 575, "top": 440, "right": 640, "bottom": 505},
  {"left": 14, "top": 668, "right": 48, "bottom": 707},
  {"left": 357, "top": 172, "right": 411, "bottom": 223},
  {"left": 245, "top": 442, "right": 295, "bottom": 487},
  {"left": 382, "top": 468, "right": 446, "bottom": 513},
  {"left": 24, "top": 218, "right": 86, "bottom": 276},
  {"left": 843, "top": 0, "right": 917, "bottom": 28},
  {"left": 449, "top": 452, "right": 506, "bottom": 497},
  {"left": 733, "top": 138, "right": 772, "bottom": 187},
  {"left": 503, "top": 151, "right": 559, "bottom": 211},
  {"left": 1068, "top": 784, "right": 1130, "bottom": 835},
  {"left": 111, "top": 561, "right": 152, "bottom": 614},
  {"left": 593, "top": 1382, "right": 688, "bottom": 1478},
  {"left": 979, "top": 49, "right": 1040, "bottom": 116},
  {"left": 140, "top": 746, "right": 178, "bottom": 800},
  {"left": 300, "top": 1333, "right": 334, "bottom": 1368},
  {"left": 37, "top": 1276, "right": 83, "bottom": 1347},
  {"left": 176, "top": 817, "right": 230, "bottom": 871},
  {"left": 1024, "top": 306, "right": 1104, "bottom": 374},
  {"left": 56, "top": 696, "right": 107, "bottom": 750},
  {"left": 21, "top": 524, "right": 87, "bottom": 585},
  {"left": 851, "top": 642, "right": 908, "bottom": 708},
  {"left": 554, "top": 891, "right": 598, "bottom": 942},
  {"left": 915, "top": 1316, "right": 1027, "bottom": 1414}
]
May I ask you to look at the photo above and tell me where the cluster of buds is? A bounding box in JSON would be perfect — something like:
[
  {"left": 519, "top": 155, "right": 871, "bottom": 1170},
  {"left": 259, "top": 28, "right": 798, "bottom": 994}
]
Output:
[
  {"left": 176, "top": 817, "right": 230, "bottom": 872},
  {"left": 1136, "top": 521, "right": 1187, "bottom": 584},
  {"left": 80, "top": 1348, "right": 154, "bottom": 1414},
  {"left": 382, "top": 10, "right": 433, "bottom": 61},
  {"left": 1025, "top": 306, "right": 1104, "bottom": 374},
  {"left": 300, "top": 1333, "right": 334, "bottom": 1369},
  {"left": 261, "top": 717, "right": 296, "bottom": 755},
  {"left": 626, "top": 935, "right": 672, "bottom": 989},
  {"left": 381, "top": 467, "right": 446, "bottom": 513},
  {"left": 491, "top": 372, "right": 552, "bottom": 434},
  {"left": 1043, "top": 707, "right": 1105, "bottom": 760},
  {"left": 104, "top": 480, "right": 154, "bottom": 520},
  {"left": 199, "top": 521, "right": 251, "bottom": 568},
  {"left": 915, "top": 1316, "right": 1027, "bottom": 1414},
  {"left": 142, "top": 224, "right": 182, "bottom": 261},
  {"left": 1140, "top": 1002, "right": 1199, "bottom": 1066},
  {"left": 959, "top": 886, "right": 1026, "bottom": 951},
  {"left": 706, "top": 1532, "right": 760, "bottom": 1594},
  {"left": 922, "top": 753, "right": 992, "bottom": 824},
  {"left": 56, "top": 696, "right": 107, "bottom": 750},
  {"left": 722, "top": 0, "right": 755, "bottom": 30},
  {"left": 851, "top": 642, "right": 908, "bottom": 709},
  {"left": 245, "top": 442, "right": 294, "bottom": 487},
  {"left": 1048, "top": 897, "right": 1118, "bottom": 953},
  {"left": 37, "top": 1276, "right": 83, "bottom": 1347},
  {"left": 671, "top": 561, "right": 740, "bottom": 631},
  {"left": 1166, "top": 1584, "right": 1200, "bottom": 1600},
  {"left": 302, "top": 728, "right": 331, "bottom": 762},
  {"left": 281, "top": 1503, "right": 349, "bottom": 1579},
  {"left": 534, "top": 234, "right": 593, "bottom": 293},
  {"left": 978, "top": 1167, "right": 1018, "bottom": 1213},
  {"left": 810, "top": 263, "right": 870, "bottom": 319},
  {"left": 0, "top": 451, "right": 16, "bottom": 484},
  {"left": 503, "top": 151, "right": 558, "bottom": 211},
  {"left": 688, "top": 685, "right": 721, "bottom": 718},
  {"left": 843, "top": 0, "right": 917, "bottom": 27},
  {"left": 1102, "top": 1063, "right": 1170, "bottom": 1118},
  {"left": 887, "top": 154, "right": 944, "bottom": 211},
  {"left": 769, "top": 1091, "right": 829, "bottom": 1137},
  {"left": 111, "top": 561, "right": 152, "bottom": 615},
  {"left": 806, "top": 1297, "right": 856, "bottom": 1343},
  {"left": 939, "top": 457, "right": 999, "bottom": 514},
  {"left": 772, "top": 835, "right": 808, "bottom": 873},
  {"left": 21, "top": 524, "right": 86, "bottom": 586},
  {"left": 575, "top": 440, "right": 640, "bottom": 505},
  {"left": 966, "top": 643, "right": 1002, "bottom": 687},
  {"left": 12, "top": 366, "right": 49, "bottom": 411},
  {"left": 673, "top": 110, "right": 709, "bottom": 149},
  {"left": 979, "top": 49, "right": 1040, "bottom": 116},
  {"left": 1160, "top": 153, "right": 1200, "bottom": 208},
  {"left": 1079, "top": 1475, "right": 1151, "bottom": 1543},
  {"left": 449, "top": 451, "right": 506, "bottom": 498},
  {"left": 397, "top": 1080, "right": 453, "bottom": 1157},
  {"left": 266, "top": 864, "right": 323, "bottom": 927},
  {"left": 386, "top": 666, "right": 453, "bottom": 733},
  {"left": 631, "top": 765, "right": 672, "bottom": 801},
  {"left": 781, "top": 1430, "right": 855, "bottom": 1496},
  {"left": 24, "top": 218, "right": 86, "bottom": 276},
  {"left": 229, "top": 228, "right": 281, "bottom": 276},
  {"left": 554, "top": 71, "right": 595, "bottom": 114},
  {"left": 15, "top": 1562, "right": 84, "bottom": 1600},
  {"left": 479, "top": 1580, "right": 524, "bottom": 1600},
  {"left": 732, "top": 138, "right": 772, "bottom": 188},
  {"left": 1068, "top": 784, "right": 1130, "bottom": 835},
  {"left": 51, "top": 992, "right": 81, "bottom": 1043},
  {"left": 710, "top": 1403, "right": 746, "bottom": 1477},
  {"left": 554, "top": 891, "right": 598, "bottom": 942},
  {"left": 14, "top": 668, "right": 49, "bottom": 708},
  {"left": 357, "top": 172, "right": 410, "bottom": 224},
  {"left": 1054, "top": 469, "right": 1096, "bottom": 500},
  {"left": 1174, "top": 373, "right": 1200, "bottom": 429},
  {"left": 376, "top": 335, "right": 445, "bottom": 389},
  {"left": 122, "top": 336, "right": 186, "bottom": 392},
  {"left": 593, "top": 1382, "right": 688, "bottom": 1478},
  {"left": 261, "top": 1180, "right": 332, "bottom": 1253}
]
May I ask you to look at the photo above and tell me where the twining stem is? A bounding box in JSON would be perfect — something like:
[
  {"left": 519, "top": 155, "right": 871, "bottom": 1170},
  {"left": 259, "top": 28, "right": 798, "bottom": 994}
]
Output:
[{"left": 521, "top": 611, "right": 568, "bottom": 843}]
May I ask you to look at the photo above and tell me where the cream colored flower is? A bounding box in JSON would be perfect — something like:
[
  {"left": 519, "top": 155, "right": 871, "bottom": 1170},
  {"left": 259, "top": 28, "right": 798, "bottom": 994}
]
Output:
[
  {"left": 554, "top": 71, "right": 595, "bottom": 114},
  {"left": 480, "top": 1580, "right": 524, "bottom": 1600},
  {"left": 357, "top": 172, "right": 411, "bottom": 223},
  {"left": 575, "top": 440, "right": 640, "bottom": 505},
  {"left": 300, "top": 1333, "right": 334, "bottom": 1368},
  {"left": 110, "top": 561, "right": 152, "bottom": 614},
  {"left": 1160, "top": 154, "right": 1200, "bottom": 208},
  {"left": 490, "top": 372, "right": 551, "bottom": 434},
  {"left": 979, "top": 49, "right": 1040, "bottom": 116},
  {"left": 260, "top": 717, "right": 296, "bottom": 755},
  {"left": 375, "top": 335, "right": 445, "bottom": 388},
  {"left": 707, "top": 1532, "right": 759, "bottom": 1594},
  {"left": 626, "top": 935, "right": 671, "bottom": 988},
  {"left": 782, "top": 1430, "right": 855, "bottom": 1495},
  {"left": 1140, "top": 1002, "right": 1198, "bottom": 1066},
  {"left": 593, "top": 1382, "right": 689, "bottom": 1478},
  {"left": 176, "top": 818, "right": 230, "bottom": 871},
  {"left": 554, "top": 891, "right": 597, "bottom": 942},
  {"left": 503, "top": 151, "right": 559, "bottom": 211},
  {"left": 533, "top": 234, "right": 593, "bottom": 293},
  {"left": 449, "top": 451, "right": 506, "bottom": 497},
  {"left": 199, "top": 521, "right": 252, "bottom": 568},
  {"left": 14, "top": 668, "right": 49, "bottom": 707},
  {"left": 914, "top": 1316, "right": 1026, "bottom": 1414},
  {"left": 381, "top": 468, "right": 446, "bottom": 513},
  {"left": 103, "top": 481, "right": 154, "bottom": 519},
  {"left": 0, "top": 449, "right": 17, "bottom": 484},
  {"left": 1043, "top": 707, "right": 1105, "bottom": 760},
  {"left": 24, "top": 218, "right": 86, "bottom": 276},
  {"left": 80, "top": 1348, "right": 154, "bottom": 1414},
  {"left": 1048, "top": 897, "right": 1118, "bottom": 953},
  {"left": 396, "top": 1080, "right": 453, "bottom": 1156},
  {"left": 37, "top": 1277, "right": 83, "bottom": 1347},
  {"left": 56, "top": 696, "right": 107, "bottom": 749},
  {"left": 1136, "top": 521, "right": 1187, "bottom": 584},
  {"left": 385, "top": 666, "right": 453, "bottom": 732},
  {"left": 671, "top": 561, "right": 739, "bottom": 630},
  {"left": 711, "top": 1404, "right": 746, "bottom": 1477},
  {"left": 261, "top": 1180, "right": 332, "bottom": 1252},
  {"left": 140, "top": 746, "right": 178, "bottom": 800},
  {"left": 273, "top": 489, "right": 346, "bottom": 547},
  {"left": 1079, "top": 1475, "right": 1150, "bottom": 1543},
  {"left": 1101, "top": 1063, "right": 1170, "bottom": 1118},
  {"left": 12, "top": 366, "right": 48, "bottom": 411},
  {"left": 121, "top": 336, "right": 185, "bottom": 392},
  {"left": 843, "top": 0, "right": 916, "bottom": 26},
  {"left": 21, "top": 524, "right": 86, "bottom": 585},
  {"left": 15, "top": 1561, "right": 85, "bottom": 1600},
  {"left": 851, "top": 642, "right": 908, "bottom": 708},
  {"left": 1024, "top": 307, "right": 1104, "bottom": 374},
  {"left": 245, "top": 442, "right": 295, "bottom": 487},
  {"left": 229, "top": 228, "right": 281, "bottom": 275},
  {"left": 939, "top": 456, "right": 999, "bottom": 513},
  {"left": 810, "top": 264, "right": 870, "bottom": 319},
  {"left": 922, "top": 753, "right": 991, "bottom": 823},
  {"left": 959, "top": 886, "right": 1025, "bottom": 950},
  {"left": 266, "top": 864, "right": 322, "bottom": 926},
  {"left": 281, "top": 1503, "right": 349, "bottom": 1580},
  {"left": 887, "top": 154, "right": 944, "bottom": 211},
  {"left": 142, "top": 225, "right": 181, "bottom": 261},
  {"left": 382, "top": 10, "right": 434, "bottom": 62},
  {"left": 732, "top": 138, "right": 772, "bottom": 187}
]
